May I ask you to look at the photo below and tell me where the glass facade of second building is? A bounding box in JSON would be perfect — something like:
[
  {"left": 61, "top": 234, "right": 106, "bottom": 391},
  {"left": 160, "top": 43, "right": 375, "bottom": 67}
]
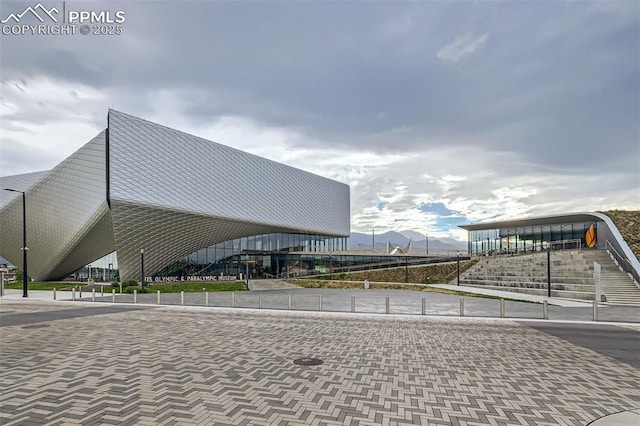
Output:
[{"left": 468, "top": 221, "right": 598, "bottom": 256}]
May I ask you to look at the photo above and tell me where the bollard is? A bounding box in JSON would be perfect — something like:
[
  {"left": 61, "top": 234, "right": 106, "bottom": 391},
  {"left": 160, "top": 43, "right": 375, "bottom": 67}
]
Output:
[
  {"left": 319, "top": 295, "right": 323, "bottom": 311},
  {"left": 133, "top": 289, "right": 137, "bottom": 304},
  {"left": 543, "top": 300, "right": 548, "bottom": 320},
  {"left": 157, "top": 290, "right": 161, "bottom": 305},
  {"left": 181, "top": 291, "right": 184, "bottom": 306},
  {"left": 72, "top": 288, "right": 76, "bottom": 301},
  {"left": 259, "top": 292, "right": 263, "bottom": 309},
  {"left": 92, "top": 288, "right": 95, "bottom": 302},
  {"left": 592, "top": 300, "right": 598, "bottom": 321},
  {"left": 53, "top": 288, "right": 57, "bottom": 301},
  {"left": 385, "top": 296, "right": 390, "bottom": 314},
  {"left": 288, "top": 294, "right": 292, "bottom": 310},
  {"left": 101, "top": 285, "right": 104, "bottom": 296},
  {"left": 500, "top": 299, "right": 505, "bottom": 318},
  {"left": 112, "top": 289, "right": 115, "bottom": 303},
  {"left": 232, "top": 292, "right": 236, "bottom": 308},
  {"left": 421, "top": 297, "right": 426, "bottom": 315},
  {"left": 205, "top": 291, "right": 209, "bottom": 306},
  {"left": 459, "top": 298, "right": 464, "bottom": 317},
  {"left": 351, "top": 295, "right": 355, "bottom": 313},
  {"left": 119, "top": 283, "right": 122, "bottom": 294}
]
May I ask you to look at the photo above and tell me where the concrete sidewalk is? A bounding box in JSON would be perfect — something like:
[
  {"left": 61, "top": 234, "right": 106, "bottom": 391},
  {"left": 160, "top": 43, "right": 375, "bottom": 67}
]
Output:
[
  {"left": 1, "top": 289, "right": 81, "bottom": 301},
  {"left": 5, "top": 287, "right": 640, "bottom": 324},
  {"left": 429, "top": 283, "right": 594, "bottom": 307},
  {"left": 0, "top": 285, "right": 599, "bottom": 308},
  {"left": 589, "top": 408, "right": 640, "bottom": 425}
]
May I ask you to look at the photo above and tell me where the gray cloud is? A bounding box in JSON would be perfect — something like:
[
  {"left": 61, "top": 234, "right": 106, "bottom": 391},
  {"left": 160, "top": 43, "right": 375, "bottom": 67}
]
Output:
[
  {"left": 1, "top": 0, "right": 638, "bottom": 236},
  {"left": 437, "top": 32, "right": 488, "bottom": 62}
]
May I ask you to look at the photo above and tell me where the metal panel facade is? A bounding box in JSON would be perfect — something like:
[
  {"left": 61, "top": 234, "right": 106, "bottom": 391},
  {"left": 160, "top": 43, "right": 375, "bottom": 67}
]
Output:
[
  {"left": 108, "top": 110, "right": 350, "bottom": 235},
  {"left": 0, "top": 132, "right": 112, "bottom": 280},
  {"left": 0, "top": 110, "right": 351, "bottom": 281}
]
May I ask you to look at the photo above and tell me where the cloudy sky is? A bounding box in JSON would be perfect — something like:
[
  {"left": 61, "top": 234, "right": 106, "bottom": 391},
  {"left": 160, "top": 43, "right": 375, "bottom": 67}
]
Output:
[{"left": 1, "top": 0, "right": 638, "bottom": 241}]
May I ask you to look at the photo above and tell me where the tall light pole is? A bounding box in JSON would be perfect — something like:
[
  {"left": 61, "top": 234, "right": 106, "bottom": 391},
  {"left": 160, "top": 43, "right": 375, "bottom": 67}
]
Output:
[
  {"left": 426, "top": 233, "right": 429, "bottom": 255},
  {"left": 4, "top": 188, "right": 28, "bottom": 297},
  {"left": 547, "top": 244, "right": 551, "bottom": 298},
  {"left": 405, "top": 255, "right": 409, "bottom": 282},
  {"left": 140, "top": 248, "right": 145, "bottom": 292},
  {"left": 372, "top": 228, "right": 375, "bottom": 251},
  {"left": 245, "top": 253, "right": 250, "bottom": 288},
  {"left": 457, "top": 251, "right": 460, "bottom": 286}
]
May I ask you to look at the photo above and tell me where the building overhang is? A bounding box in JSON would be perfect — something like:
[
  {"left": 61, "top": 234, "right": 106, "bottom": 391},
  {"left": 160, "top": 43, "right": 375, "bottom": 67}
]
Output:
[{"left": 459, "top": 212, "right": 606, "bottom": 231}]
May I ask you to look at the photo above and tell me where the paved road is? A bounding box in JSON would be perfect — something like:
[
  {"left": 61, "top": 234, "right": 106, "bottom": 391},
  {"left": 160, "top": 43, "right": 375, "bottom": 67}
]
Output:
[
  {"left": 521, "top": 322, "right": 640, "bottom": 369},
  {"left": 1, "top": 300, "right": 639, "bottom": 425}
]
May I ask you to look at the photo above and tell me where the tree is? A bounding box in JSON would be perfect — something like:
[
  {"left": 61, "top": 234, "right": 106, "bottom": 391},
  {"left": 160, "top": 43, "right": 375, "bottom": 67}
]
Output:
[{"left": 15, "top": 269, "right": 30, "bottom": 282}]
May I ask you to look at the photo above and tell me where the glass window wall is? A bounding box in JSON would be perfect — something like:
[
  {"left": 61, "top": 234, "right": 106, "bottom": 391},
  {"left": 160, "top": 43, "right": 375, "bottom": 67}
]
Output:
[{"left": 469, "top": 221, "right": 598, "bottom": 256}]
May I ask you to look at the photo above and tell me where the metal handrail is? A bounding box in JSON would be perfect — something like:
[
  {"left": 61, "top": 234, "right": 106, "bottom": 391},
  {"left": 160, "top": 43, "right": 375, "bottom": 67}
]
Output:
[
  {"left": 474, "top": 238, "right": 583, "bottom": 259},
  {"left": 297, "top": 255, "right": 468, "bottom": 277},
  {"left": 605, "top": 240, "right": 640, "bottom": 285},
  {"left": 442, "top": 258, "right": 478, "bottom": 283},
  {"left": 550, "top": 238, "right": 582, "bottom": 251}
]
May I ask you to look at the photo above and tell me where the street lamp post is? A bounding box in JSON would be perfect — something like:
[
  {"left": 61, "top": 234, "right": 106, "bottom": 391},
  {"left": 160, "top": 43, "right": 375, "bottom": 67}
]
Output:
[
  {"left": 457, "top": 251, "right": 460, "bottom": 286},
  {"left": 547, "top": 244, "right": 551, "bottom": 298},
  {"left": 140, "top": 248, "right": 145, "bottom": 293},
  {"left": 372, "top": 228, "right": 375, "bottom": 251},
  {"left": 245, "top": 253, "right": 250, "bottom": 288},
  {"left": 426, "top": 233, "right": 429, "bottom": 255},
  {"left": 4, "top": 188, "right": 28, "bottom": 297},
  {"left": 405, "top": 255, "right": 409, "bottom": 283}
]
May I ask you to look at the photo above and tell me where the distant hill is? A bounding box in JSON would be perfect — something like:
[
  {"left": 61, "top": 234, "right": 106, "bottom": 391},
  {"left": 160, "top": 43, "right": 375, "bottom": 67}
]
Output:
[
  {"left": 601, "top": 210, "right": 640, "bottom": 261},
  {"left": 398, "top": 230, "right": 429, "bottom": 241},
  {"left": 348, "top": 231, "right": 466, "bottom": 253}
]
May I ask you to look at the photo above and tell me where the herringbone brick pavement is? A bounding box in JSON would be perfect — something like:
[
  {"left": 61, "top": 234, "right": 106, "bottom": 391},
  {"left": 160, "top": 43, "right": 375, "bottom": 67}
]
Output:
[{"left": 1, "top": 301, "right": 638, "bottom": 425}]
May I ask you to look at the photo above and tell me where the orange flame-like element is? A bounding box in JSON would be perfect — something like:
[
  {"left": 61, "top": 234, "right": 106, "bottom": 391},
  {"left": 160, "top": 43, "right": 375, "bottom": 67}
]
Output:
[{"left": 585, "top": 224, "right": 596, "bottom": 248}]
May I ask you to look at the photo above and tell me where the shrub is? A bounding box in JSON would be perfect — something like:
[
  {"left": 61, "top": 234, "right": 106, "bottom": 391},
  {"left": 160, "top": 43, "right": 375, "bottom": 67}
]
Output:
[{"left": 122, "top": 279, "right": 139, "bottom": 287}]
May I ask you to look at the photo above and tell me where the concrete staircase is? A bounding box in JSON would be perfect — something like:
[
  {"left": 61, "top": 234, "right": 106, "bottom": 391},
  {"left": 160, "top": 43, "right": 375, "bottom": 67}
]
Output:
[
  {"left": 457, "top": 250, "right": 640, "bottom": 305},
  {"left": 583, "top": 250, "right": 640, "bottom": 306}
]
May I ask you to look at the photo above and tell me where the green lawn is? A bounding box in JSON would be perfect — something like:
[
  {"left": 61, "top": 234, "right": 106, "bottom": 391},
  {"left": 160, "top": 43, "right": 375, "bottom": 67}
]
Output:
[
  {"left": 145, "top": 281, "right": 247, "bottom": 293},
  {"left": 3, "top": 282, "right": 76, "bottom": 291},
  {"left": 3, "top": 281, "right": 247, "bottom": 293}
]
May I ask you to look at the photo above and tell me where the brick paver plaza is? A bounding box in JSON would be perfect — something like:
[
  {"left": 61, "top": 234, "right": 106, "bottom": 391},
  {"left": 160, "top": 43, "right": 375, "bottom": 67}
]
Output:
[{"left": 1, "top": 300, "right": 639, "bottom": 425}]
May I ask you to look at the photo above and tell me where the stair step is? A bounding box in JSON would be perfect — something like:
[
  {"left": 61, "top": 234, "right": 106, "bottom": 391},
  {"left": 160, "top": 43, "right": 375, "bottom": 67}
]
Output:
[{"left": 460, "top": 249, "right": 640, "bottom": 302}]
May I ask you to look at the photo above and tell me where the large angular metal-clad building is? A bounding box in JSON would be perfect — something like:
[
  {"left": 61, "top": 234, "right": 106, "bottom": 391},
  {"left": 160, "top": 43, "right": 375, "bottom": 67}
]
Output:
[{"left": 0, "top": 110, "right": 351, "bottom": 281}]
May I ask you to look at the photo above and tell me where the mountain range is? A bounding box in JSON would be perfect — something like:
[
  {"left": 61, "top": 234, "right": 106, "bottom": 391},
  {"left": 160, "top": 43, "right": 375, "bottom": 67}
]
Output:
[{"left": 348, "top": 231, "right": 467, "bottom": 253}]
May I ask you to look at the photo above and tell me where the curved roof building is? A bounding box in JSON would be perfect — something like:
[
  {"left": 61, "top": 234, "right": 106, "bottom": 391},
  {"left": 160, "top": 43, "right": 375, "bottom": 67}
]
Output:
[
  {"left": 459, "top": 212, "right": 640, "bottom": 282},
  {"left": 0, "top": 110, "right": 350, "bottom": 281}
]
